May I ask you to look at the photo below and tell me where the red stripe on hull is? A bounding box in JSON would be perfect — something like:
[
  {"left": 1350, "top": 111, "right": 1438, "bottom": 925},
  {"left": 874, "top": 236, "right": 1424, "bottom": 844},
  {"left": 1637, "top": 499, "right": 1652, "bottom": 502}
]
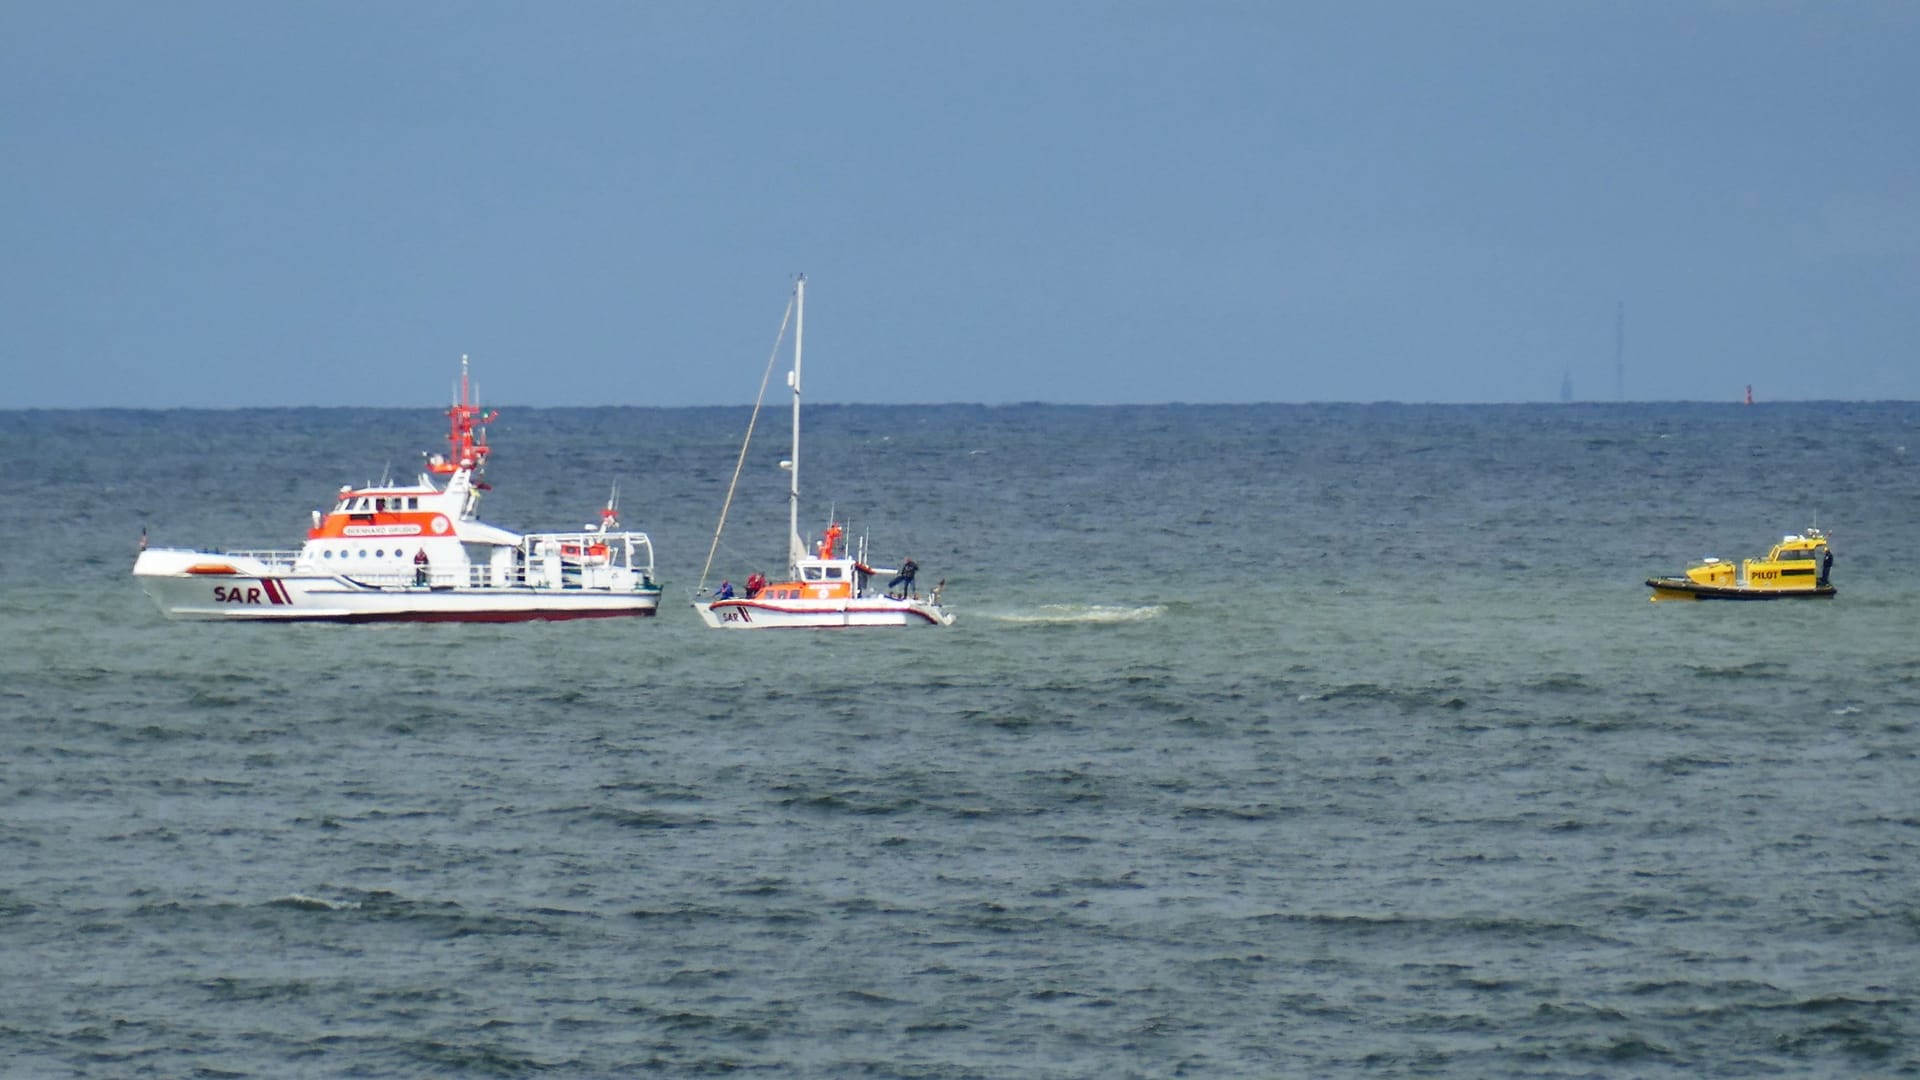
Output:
[{"left": 218, "top": 607, "right": 659, "bottom": 624}]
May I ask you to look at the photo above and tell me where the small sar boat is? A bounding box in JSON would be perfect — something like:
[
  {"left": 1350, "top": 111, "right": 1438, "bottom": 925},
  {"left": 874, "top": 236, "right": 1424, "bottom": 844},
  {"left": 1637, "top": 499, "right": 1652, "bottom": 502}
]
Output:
[
  {"left": 133, "top": 358, "right": 663, "bottom": 622},
  {"left": 691, "top": 275, "right": 954, "bottom": 630},
  {"left": 1646, "top": 527, "right": 1835, "bottom": 601}
]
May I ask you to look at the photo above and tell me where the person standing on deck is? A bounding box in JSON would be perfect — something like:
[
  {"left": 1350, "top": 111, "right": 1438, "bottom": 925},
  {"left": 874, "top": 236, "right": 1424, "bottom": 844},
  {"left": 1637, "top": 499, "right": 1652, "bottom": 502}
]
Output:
[{"left": 888, "top": 556, "right": 918, "bottom": 599}]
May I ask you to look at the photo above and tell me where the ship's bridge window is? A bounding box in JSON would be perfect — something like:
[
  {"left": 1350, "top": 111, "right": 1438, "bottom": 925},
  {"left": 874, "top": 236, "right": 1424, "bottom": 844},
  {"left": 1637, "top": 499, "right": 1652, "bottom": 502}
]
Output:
[
  {"left": 804, "top": 566, "right": 823, "bottom": 580},
  {"left": 825, "top": 567, "right": 843, "bottom": 579},
  {"left": 407, "top": 497, "right": 419, "bottom": 509}
]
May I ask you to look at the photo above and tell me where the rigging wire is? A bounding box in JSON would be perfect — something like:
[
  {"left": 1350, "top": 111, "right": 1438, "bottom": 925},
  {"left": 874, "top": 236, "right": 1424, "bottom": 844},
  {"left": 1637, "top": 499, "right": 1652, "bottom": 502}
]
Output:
[{"left": 695, "top": 292, "right": 796, "bottom": 594}]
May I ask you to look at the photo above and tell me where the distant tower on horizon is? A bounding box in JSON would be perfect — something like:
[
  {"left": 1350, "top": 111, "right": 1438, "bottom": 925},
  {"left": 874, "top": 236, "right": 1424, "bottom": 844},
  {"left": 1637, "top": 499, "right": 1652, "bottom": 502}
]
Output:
[
  {"left": 1614, "top": 301, "right": 1625, "bottom": 401},
  {"left": 1561, "top": 371, "right": 1573, "bottom": 403}
]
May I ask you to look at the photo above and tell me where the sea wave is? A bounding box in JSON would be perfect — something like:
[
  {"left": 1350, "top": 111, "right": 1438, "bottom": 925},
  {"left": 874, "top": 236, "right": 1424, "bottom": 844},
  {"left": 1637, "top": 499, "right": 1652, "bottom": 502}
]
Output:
[
  {"left": 985, "top": 603, "right": 1166, "bottom": 624},
  {"left": 265, "top": 893, "right": 360, "bottom": 912}
]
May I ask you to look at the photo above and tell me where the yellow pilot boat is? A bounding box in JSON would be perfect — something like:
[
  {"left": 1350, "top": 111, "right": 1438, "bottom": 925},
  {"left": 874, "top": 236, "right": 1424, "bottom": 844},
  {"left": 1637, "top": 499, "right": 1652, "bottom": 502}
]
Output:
[{"left": 1646, "top": 527, "right": 1835, "bottom": 601}]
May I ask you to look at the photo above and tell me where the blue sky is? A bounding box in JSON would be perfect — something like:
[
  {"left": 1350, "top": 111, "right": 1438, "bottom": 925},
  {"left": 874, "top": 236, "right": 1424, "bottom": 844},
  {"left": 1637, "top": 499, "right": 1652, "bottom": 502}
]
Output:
[{"left": 3, "top": 1, "right": 1916, "bottom": 407}]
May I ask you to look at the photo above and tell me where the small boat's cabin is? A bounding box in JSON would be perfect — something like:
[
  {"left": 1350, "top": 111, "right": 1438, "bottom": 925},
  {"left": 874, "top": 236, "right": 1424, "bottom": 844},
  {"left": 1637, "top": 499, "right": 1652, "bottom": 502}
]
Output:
[
  {"left": 756, "top": 558, "right": 868, "bottom": 601},
  {"left": 1744, "top": 530, "right": 1828, "bottom": 587},
  {"left": 1761, "top": 531, "right": 1828, "bottom": 565}
]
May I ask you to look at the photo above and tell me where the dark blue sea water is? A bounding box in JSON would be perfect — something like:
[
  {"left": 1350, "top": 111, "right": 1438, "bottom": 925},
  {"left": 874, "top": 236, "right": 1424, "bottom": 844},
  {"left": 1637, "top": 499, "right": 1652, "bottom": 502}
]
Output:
[{"left": 3, "top": 402, "right": 1918, "bottom": 1077}]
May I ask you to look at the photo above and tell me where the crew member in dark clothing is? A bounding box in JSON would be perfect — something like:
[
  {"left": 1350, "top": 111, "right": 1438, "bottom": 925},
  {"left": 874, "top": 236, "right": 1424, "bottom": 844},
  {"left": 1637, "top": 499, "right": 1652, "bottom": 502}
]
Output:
[
  {"left": 887, "top": 557, "right": 918, "bottom": 599},
  {"left": 414, "top": 548, "right": 430, "bottom": 586},
  {"left": 1819, "top": 546, "right": 1833, "bottom": 586}
]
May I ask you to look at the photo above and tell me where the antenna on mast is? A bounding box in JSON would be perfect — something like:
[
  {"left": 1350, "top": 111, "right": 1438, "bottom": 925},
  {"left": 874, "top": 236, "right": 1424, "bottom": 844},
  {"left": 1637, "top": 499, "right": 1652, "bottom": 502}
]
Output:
[{"left": 429, "top": 354, "right": 497, "bottom": 479}]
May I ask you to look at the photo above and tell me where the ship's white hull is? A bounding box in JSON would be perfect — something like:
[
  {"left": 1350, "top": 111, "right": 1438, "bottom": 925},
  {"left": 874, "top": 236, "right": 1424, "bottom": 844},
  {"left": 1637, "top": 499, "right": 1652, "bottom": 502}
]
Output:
[
  {"left": 693, "top": 595, "right": 952, "bottom": 629},
  {"left": 135, "top": 550, "right": 659, "bottom": 622}
]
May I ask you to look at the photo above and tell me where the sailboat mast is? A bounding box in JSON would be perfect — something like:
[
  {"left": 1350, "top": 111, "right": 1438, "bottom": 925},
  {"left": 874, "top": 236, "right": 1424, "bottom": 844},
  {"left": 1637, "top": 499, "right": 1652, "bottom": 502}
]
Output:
[{"left": 787, "top": 275, "right": 807, "bottom": 575}]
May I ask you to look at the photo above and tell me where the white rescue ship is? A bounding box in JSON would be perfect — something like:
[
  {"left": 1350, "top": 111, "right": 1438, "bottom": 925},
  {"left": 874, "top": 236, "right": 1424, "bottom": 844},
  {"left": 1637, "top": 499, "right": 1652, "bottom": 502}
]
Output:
[
  {"left": 133, "top": 359, "right": 662, "bottom": 622},
  {"left": 692, "top": 276, "right": 952, "bottom": 629}
]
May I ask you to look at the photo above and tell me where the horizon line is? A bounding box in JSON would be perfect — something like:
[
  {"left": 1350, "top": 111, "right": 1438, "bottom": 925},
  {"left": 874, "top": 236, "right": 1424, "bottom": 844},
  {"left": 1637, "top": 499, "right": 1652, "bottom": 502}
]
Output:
[{"left": 5, "top": 397, "right": 1917, "bottom": 413}]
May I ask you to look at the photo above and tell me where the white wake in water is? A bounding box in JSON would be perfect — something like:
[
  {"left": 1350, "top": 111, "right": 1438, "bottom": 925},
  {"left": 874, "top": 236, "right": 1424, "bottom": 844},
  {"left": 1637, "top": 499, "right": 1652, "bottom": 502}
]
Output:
[
  {"left": 985, "top": 603, "right": 1166, "bottom": 625},
  {"left": 266, "top": 893, "right": 362, "bottom": 912}
]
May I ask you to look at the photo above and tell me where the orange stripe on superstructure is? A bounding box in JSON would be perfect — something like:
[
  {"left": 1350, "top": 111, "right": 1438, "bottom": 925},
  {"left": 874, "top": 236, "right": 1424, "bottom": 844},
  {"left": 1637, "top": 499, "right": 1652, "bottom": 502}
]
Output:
[
  {"left": 764, "top": 579, "right": 853, "bottom": 599},
  {"left": 307, "top": 512, "right": 446, "bottom": 540}
]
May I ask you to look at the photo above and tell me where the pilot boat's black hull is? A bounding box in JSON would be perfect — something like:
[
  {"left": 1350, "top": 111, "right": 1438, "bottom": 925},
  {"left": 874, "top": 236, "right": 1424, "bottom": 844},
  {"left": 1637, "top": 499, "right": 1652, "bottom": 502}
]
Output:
[{"left": 1646, "top": 577, "right": 1836, "bottom": 601}]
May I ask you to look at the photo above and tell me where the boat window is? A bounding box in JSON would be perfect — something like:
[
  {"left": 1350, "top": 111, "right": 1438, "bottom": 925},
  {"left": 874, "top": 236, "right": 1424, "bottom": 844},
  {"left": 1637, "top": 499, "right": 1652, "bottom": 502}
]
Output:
[
  {"left": 804, "top": 567, "right": 823, "bottom": 580},
  {"left": 408, "top": 497, "right": 419, "bottom": 510},
  {"left": 825, "top": 567, "right": 843, "bottom": 579},
  {"left": 376, "top": 549, "right": 385, "bottom": 558},
  {"left": 323, "top": 549, "right": 333, "bottom": 559}
]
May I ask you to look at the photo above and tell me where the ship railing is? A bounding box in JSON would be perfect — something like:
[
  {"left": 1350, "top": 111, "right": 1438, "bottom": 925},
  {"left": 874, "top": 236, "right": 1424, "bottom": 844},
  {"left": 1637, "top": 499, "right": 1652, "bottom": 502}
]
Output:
[
  {"left": 306, "top": 555, "right": 655, "bottom": 592},
  {"left": 521, "top": 530, "right": 657, "bottom": 575},
  {"left": 340, "top": 566, "right": 517, "bottom": 590},
  {"left": 516, "top": 530, "right": 658, "bottom": 592}
]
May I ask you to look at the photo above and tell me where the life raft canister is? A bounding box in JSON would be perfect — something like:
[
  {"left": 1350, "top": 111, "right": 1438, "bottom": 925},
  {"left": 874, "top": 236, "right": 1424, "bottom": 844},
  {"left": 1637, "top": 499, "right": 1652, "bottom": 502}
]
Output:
[{"left": 560, "top": 542, "right": 610, "bottom": 564}]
